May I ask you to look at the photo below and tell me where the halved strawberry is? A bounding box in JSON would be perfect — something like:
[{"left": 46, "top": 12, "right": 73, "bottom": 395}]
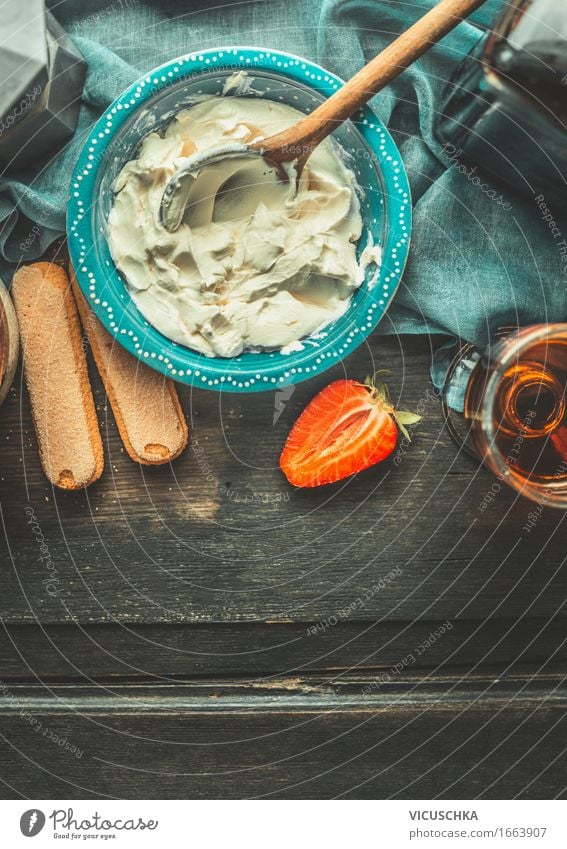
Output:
[{"left": 280, "top": 372, "right": 421, "bottom": 487}]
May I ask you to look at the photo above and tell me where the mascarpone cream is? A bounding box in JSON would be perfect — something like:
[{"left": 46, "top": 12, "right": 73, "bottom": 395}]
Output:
[{"left": 108, "top": 95, "right": 380, "bottom": 357}]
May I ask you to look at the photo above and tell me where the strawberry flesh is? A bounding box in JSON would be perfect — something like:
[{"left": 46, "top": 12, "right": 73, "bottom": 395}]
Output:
[{"left": 280, "top": 379, "right": 399, "bottom": 487}]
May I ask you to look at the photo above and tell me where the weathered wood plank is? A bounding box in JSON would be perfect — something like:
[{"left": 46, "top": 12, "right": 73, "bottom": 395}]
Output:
[
  {"left": 0, "top": 336, "right": 565, "bottom": 624},
  {"left": 0, "top": 619, "right": 565, "bottom": 679},
  {"left": 0, "top": 674, "right": 564, "bottom": 799}
]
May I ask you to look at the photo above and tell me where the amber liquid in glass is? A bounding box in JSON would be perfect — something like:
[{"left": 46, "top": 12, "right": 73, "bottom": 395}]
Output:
[{"left": 466, "top": 337, "right": 567, "bottom": 487}]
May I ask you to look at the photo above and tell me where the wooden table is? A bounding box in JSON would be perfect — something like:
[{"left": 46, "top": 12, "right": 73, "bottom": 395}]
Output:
[{"left": 0, "top": 315, "right": 565, "bottom": 799}]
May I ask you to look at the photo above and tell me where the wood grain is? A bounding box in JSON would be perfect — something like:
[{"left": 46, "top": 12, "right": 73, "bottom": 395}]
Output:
[
  {"left": 0, "top": 335, "right": 564, "bottom": 626},
  {"left": 0, "top": 328, "right": 564, "bottom": 799},
  {"left": 0, "top": 673, "right": 564, "bottom": 799},
  {"left": 0, "top": 619, "right": 566, "bottom": 680}
]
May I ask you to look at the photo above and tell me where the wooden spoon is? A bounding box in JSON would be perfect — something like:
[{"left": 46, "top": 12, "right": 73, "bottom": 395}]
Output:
[{"left": 161, "top": 0, "right": 486, "bottom": 231}]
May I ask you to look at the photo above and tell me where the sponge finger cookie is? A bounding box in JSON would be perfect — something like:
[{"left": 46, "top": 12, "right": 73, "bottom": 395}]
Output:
[
  {"left": 12, "top": 263, "right": 104, "bottom": 490},
  {"left": 71, "top": 271, "right": 188, "bottom": 466}
]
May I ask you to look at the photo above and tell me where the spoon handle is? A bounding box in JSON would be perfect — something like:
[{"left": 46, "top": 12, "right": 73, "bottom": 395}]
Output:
[{"left": 257, "top": 0, "right": 486, "bottom": 165}]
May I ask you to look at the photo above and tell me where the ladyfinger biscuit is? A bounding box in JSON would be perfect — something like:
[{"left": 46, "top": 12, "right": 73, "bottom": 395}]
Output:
[
  {"left": 12, "top": 263, "right": 104, "bottom": 489},
  {"left": 71, "top": 272, "right": 188, "bottom": 465}
]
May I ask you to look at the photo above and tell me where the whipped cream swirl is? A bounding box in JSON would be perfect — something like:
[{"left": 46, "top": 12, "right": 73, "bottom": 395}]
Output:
[{"left": 108, "top": 95, "right": 380, "bottom": 357}]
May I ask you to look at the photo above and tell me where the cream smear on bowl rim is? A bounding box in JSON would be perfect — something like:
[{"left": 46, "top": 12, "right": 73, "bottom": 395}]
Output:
[{"left": 107, "top": 74, "right": 382, "bottom": 358}]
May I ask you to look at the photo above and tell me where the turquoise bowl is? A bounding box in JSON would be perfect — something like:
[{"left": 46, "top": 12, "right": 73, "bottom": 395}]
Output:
[{"left": 68, "top": 47, "right": 411, "bottom": 393}]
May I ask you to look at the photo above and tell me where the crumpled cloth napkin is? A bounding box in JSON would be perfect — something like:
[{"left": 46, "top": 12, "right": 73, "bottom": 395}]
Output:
[{"left": 1, "top": 0, "right": 565, "bottom": 389}]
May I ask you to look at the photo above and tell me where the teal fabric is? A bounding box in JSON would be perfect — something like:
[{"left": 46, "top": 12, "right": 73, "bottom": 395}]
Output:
[{"left": 1, "top": 0, "right": 566, "bottom": 358}]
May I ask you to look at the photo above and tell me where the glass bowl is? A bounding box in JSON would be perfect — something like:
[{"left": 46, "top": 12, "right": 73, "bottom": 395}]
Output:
[{"left": 68, "top": 47, "right": 411, "bottom": 393}]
